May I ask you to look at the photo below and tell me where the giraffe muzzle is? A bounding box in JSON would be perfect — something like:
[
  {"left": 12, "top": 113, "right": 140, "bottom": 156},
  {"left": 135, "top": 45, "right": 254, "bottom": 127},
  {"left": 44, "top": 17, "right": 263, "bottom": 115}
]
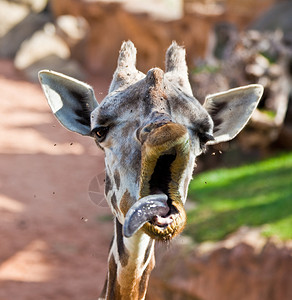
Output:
[
  {"left": 125, "top": 122, "right": 190, "bottom": 240},
  {"left": 123, "top": 193, "right": 169, "bottom": 237}
]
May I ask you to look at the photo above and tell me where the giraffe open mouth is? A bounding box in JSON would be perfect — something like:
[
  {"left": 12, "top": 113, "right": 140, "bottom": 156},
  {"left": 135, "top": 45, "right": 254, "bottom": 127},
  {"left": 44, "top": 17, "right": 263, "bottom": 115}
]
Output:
[{"left": 124, "top": 123, "right": 190, "bottom": 240}]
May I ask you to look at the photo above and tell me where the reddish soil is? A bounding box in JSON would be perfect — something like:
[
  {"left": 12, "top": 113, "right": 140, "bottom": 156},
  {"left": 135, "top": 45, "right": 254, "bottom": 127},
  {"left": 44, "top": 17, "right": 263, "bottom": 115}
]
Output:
[{"left": 0, "top": 60, "right": 113, "bottom": 300}]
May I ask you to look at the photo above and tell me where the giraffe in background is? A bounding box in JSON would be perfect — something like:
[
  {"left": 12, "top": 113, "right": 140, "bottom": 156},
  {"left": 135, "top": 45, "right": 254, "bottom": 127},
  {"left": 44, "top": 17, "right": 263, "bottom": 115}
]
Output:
[{"left": 39, "top": 41, "right": 263, "bottom": 299}]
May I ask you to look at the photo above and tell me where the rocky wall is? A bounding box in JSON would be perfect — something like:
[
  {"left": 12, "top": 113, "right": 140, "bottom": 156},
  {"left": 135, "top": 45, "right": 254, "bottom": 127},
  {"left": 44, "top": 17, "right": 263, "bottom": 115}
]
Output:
[
  {"left": 50, "top": 0, "right": 276, "bottom": 74},
  {"left": 147, "top": 228, "right": 292, "bottom": 300}
]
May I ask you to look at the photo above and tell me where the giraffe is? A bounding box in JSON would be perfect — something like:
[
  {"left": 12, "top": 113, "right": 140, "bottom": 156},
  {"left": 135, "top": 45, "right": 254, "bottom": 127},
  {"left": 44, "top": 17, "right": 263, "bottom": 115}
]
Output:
[{"left": 38, "top": 41, "right": 263, "bottom": 300}]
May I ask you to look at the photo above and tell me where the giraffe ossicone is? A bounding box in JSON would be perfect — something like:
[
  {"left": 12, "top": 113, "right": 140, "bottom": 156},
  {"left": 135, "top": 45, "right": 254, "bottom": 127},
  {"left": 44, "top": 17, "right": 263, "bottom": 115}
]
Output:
[{"left": 39, "top": 40, "right": 263, "bottom": 299}]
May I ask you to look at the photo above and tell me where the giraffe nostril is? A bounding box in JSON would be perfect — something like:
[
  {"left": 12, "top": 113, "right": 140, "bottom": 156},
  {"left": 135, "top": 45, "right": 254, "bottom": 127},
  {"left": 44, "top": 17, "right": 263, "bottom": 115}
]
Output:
[
  {"left": 143, "top": 126, "right": 152, "bottom": 133},
  {"left": 137, "top": 126, "right": 150, "bottom": 144}
]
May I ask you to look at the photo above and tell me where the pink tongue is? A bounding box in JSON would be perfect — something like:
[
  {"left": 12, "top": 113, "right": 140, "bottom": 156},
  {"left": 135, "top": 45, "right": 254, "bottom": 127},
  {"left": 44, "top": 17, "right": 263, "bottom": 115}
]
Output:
[
  {"left": 123, "top": 194, "right": 169, "bottom": 238},
  {"left": 152, "top": 215, "right": 174, "bottom": 226}
]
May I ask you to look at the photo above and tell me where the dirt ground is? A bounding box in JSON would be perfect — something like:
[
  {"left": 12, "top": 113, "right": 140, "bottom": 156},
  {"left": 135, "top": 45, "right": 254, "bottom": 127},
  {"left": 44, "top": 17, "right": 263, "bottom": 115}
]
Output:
[{"left": 0, "top": 60, "right": 114, "bottom": 300}]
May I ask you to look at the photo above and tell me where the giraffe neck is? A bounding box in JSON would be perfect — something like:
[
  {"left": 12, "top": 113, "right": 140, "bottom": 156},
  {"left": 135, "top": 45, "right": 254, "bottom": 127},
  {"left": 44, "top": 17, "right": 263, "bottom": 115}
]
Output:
[{"left": 100, "top": 218, "right": 155, "bottom": 300}]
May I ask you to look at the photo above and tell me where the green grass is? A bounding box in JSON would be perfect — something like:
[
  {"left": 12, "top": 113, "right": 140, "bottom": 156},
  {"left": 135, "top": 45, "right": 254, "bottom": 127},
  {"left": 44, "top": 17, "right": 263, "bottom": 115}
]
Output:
[
  {"left": 185, "top": 152, "right": 292, "bottom": 242},
  {"left": 191, "top": 64, "right": 220, "bottom": 74},
  {"left": 259, "top": 109, "right": 276, "bottom": 119}
]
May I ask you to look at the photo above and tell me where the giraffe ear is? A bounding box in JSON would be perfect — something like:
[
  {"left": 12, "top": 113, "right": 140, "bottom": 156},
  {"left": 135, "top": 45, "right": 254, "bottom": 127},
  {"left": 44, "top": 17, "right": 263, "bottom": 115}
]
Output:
[
  {"left": 39, "top": 70, "right": 98, "bottom": 136},
  {"left": 203, "top": 84, "right": 264, "bottom": 145}
]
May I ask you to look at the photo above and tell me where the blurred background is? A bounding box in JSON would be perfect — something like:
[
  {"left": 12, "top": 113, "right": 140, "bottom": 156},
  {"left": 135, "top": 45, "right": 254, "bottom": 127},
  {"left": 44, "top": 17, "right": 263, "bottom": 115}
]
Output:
[{"left": 0, "top": 0, "right": 291, "bottom": 299}]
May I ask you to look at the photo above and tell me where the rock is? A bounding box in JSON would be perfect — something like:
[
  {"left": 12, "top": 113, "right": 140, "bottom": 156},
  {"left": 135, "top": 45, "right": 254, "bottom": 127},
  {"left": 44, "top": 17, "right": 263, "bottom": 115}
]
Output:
[
  {"left": 55, "top": 15, "right": 89, "bottom": 62},
  {"left": 122, "top": 0, "right": 183, "bottom": 21},
  {"left": 15, "top": 23, "right": 70, "bottom": 69},
  {"left": 14, "top": 23, "right": 85, "bottom": 82},
  {"left": 192, "top": 28, "right": 292, "bottom": 151},
  {"left": 49, "top": 0, "right": 276, "bottom": 74},
  {"left": 251, "top": 1, "right": 292, "bottom": 36},
  {"left": 0, "top": 1, "right": 28, "bottom": 38},
  {"left": 13, "top": 0, "right": 48, "bottom": 13},
  {"left": 0, "top": 11, "right": 51, "bottom": 58},
  {"left": 0, "top": 0, "right": 30, "bottom": 58},
  {"left": 147, "top": 228, "right": 292, "bottom": 300},
  {"left": 0, "top": 0, "right": 50, "bottom": 58},
  {"left": 9, "top": 0, "right": 48, "bottom": 13}
]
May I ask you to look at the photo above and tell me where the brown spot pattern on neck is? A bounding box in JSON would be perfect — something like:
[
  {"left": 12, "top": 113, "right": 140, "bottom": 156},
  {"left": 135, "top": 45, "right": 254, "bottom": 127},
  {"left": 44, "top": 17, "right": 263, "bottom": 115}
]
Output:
[
  {"left": 105, "top": 172, "right": 112, "bottom": 196},
  {"left": 119, "top": 190, "right": 133, "bottom": 216},
  {"left": 115, "top": 218, "right": 129, "bottom": 267},
  {"left": 114, "top": 170, "right": 121, "bottom": 190},
  {"left": 107, "top": 254, "right": 122, "bottom": 299}
]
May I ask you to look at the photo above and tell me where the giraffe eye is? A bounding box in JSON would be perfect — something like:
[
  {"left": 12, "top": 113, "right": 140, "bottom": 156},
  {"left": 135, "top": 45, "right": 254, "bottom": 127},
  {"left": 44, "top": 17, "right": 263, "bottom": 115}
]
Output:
[{"left": 91, "top": 126, "right": 109, "bottom": 142}]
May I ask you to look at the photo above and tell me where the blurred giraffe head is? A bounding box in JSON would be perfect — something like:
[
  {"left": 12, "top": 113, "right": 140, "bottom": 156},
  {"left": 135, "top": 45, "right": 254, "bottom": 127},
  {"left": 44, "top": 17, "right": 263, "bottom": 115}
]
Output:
[{"left": 39, "top": 41, "right": 263, "bottom": 241}]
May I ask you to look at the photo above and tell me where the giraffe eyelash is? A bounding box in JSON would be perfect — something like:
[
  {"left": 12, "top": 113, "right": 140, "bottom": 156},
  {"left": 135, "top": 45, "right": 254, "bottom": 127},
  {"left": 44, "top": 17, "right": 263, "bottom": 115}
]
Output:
[
  {"left": 197, "top": 132, "right": 214, "bottom": 149},
  {"left": 198, "top": 132, "right": 214, "bottom": 143}
]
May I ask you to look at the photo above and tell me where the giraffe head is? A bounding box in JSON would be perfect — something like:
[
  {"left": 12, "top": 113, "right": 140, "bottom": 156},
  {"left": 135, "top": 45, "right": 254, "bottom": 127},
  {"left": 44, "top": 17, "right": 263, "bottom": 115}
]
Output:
[{"left": 39, "top": 41, "right": 263, "bottom": 241}]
